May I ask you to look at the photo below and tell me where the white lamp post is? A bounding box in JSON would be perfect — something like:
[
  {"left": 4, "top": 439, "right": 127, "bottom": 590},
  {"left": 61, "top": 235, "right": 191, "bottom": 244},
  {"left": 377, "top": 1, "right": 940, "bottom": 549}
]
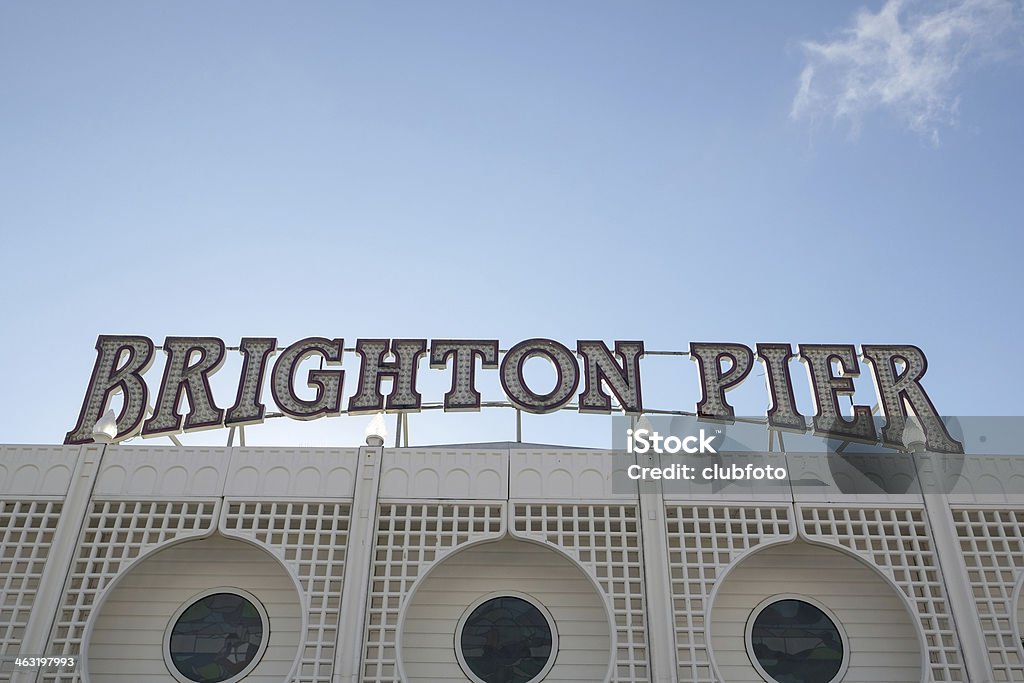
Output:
[
  {"left": 364, "top": 413, "right": 388, "bottom": 447},
  {"left": 91, "top": 409, "right": 119, "bottom": 444}
]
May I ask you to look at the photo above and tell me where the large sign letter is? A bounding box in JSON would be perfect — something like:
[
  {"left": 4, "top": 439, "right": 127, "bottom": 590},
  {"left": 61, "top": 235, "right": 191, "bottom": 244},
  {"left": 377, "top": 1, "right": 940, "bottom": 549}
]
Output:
[
  {"left": 577, "top": 340, "right": 644, "bottom": 414},
  {"left": 690, "top": 343, "right": 754, "bottom": 421},
  {"left": 347, "top": 339, "right": 427, "bottom": 413},
  {"left": 756, "top": 343, "right": 806, "bottom": 432},
  {"left": 271, "top": 337, "right": 345, "bottom": 420},
  {"left": 430, "top": 340, "right": 499, "bottom": 411},
  {"left": 65, "top": 335, "right": 155, "bottom": 444},
  {"left": 500, "top": 339, "right": 579, "bottom": 413},
  {"left": 225, "top": 337, "right": 278, "bottom": 427},
  {"left": 799, "top": 344, "right": 877, "bottom": 443},
  {"left": 143, "top": 337, "right": 226, "bottom": 437},
  {"left": 862, "top": 344, "right": 963, "bottom": 454}
]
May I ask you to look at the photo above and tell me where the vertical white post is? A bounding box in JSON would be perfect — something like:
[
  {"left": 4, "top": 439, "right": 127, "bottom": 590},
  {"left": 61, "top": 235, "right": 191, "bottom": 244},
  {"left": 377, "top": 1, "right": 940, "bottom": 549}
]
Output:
[
  {"left": 13, "top": 444, "right": 104, "bottom": 683},
  {"left": 915, "top": 451, "right": 995, "bottom": 683},
  {"left": 332, "top": 443, "right": 384, "bottom": 683},
  {"left": 634, "top": 447, "right": 680, "bottom": 682}
]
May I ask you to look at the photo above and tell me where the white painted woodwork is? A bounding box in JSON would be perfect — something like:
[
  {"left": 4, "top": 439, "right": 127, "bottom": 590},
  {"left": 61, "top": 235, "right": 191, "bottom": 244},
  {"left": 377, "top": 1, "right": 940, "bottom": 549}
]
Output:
[
  {"left": 709, "top": 541, "right": 921, "bottom": 683},
  {"left": 86, "top": 536, "right": 301, "bottom": 682},
  {"left": 400, "top": 538, "right": 610, "bottom": 682}
]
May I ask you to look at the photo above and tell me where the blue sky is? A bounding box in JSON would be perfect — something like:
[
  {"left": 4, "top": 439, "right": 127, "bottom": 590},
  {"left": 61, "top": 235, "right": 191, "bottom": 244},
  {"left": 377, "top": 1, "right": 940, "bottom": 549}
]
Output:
[{"left": 1, "top": 1, "right": 1022, "bottom": 448}]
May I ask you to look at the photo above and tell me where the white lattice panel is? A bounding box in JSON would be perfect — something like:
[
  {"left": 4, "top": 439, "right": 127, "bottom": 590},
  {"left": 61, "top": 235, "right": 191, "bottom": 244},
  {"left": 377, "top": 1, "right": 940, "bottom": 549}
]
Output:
[
  {"left": 94, "top": 445, "right": 230, "bottom": 497},
  {"left": 0, "top": 500, "right": 62, "bottom": 682},
  {"left": 226, "top": 448, "right": 359, "bottom": 498},
  {"left": 799, "top": 504, "right": 964, "bottom": 682},
  {"left": 953, "top": 507, "right": 1024, "bottom": 682},
  {"left": 379, "top": 449, "right": 506, "bottom": 499},
  {"left": 512, "top": 503, "right": 648, "bottom": 683},
  {"left": 221, "top": 500, "right": 351, "bottom": 683},
  {"left": 0, "top": 446, "right": 77, "bottom": 497},
  {"left": 41, "top": 500, "right": 219, "bottom": 683},
  {"left": 510, "top": 450, "right": 627, "bottom": 500},
  {"left": 665, "top": 503, "right": 794, "bottom": 683},
  {"left": 363, "top": 502, "right": 505, "bottom": 682}
]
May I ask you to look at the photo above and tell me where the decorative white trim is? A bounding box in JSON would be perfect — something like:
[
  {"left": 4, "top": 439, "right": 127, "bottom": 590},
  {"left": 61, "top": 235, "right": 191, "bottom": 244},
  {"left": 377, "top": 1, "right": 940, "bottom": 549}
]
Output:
[
  {"left": 162, "top": 587, "right": 271, "bottom": 683},
  {"left": 454, "top": 591, "right": 559, "bottom": 683},
  {"left": 744, "top": 593, "right": 850, "bottom": 683},
  {"left": 1012, "top": 572, "right": 1024, "bottom": 664}
]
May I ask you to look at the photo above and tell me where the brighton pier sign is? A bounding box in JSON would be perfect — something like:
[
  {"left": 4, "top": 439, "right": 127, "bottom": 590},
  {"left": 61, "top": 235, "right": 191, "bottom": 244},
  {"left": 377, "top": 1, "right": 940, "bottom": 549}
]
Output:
[{"left": 65, "top": 336, "right": 964, "bottom": 453}]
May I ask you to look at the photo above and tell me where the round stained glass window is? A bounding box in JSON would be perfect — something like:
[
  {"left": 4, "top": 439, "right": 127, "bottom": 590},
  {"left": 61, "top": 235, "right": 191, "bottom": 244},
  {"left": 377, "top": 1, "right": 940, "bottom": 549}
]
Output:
[
  {"left": 456, "top": 593, "right": 557, "bottom": 683},
  {"left": 746, "top": 596, "right": 848, "bottom": 683},
  {"left": 164, "top": 589, "right": 269, "bottom": 683}
]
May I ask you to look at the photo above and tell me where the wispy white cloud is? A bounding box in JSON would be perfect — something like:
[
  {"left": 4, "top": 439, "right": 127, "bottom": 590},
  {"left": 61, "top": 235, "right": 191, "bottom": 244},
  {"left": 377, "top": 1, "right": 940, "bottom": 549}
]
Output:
[{"left": 792, "top": 0, "right": 1022, "bottom": 143}]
